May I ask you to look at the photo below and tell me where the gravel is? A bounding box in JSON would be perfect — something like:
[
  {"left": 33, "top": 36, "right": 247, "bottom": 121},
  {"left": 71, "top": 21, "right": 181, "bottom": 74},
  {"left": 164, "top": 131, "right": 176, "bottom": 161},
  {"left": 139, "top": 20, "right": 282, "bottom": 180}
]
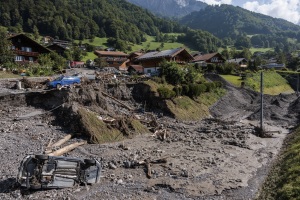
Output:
[{"left": 0, "top": 75, "right": 299, "bottom": 199}]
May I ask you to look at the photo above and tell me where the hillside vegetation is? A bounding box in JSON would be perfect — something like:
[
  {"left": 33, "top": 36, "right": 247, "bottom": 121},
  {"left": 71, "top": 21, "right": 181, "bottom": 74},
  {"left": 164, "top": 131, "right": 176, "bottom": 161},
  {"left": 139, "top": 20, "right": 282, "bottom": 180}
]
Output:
[
  {"left": 257, "top": 127, "right": 300, "bottom": 199},
  {"left": 180, "top": 4, "right": 300, "bottom": 50},
  {"left": 0, "top": 0, "right": 221, "bottom": 52},
  {"left": 144, "top": 80, "right": 225, "bottom": 121},
  {"left": 245, "top": 71, "right": 294, "bottom": 95}
]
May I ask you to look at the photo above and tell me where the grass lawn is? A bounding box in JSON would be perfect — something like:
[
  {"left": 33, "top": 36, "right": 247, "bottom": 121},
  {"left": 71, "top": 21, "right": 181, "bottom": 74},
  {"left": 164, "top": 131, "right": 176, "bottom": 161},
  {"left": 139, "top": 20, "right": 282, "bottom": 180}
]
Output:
[
  {"left": 0, "top": 71, "right": 21, "bottom": 79},
  {"left": 220, "top": 74, "right": 243, "bottom": 87},
  {"left": 245, "top": 71, "right": 294, "bottom": 95},
  {"left": 250, "top": 47, "right": 273, "bottom": 53},
  {"left": 75, "top": 37, "right": 108, "bottom": 47},
  {"left": 82, "top": 52, "right": 98, "bottom": 62},
  {"left": 80, "top": 34, "right": 188, "bottom": 61}
]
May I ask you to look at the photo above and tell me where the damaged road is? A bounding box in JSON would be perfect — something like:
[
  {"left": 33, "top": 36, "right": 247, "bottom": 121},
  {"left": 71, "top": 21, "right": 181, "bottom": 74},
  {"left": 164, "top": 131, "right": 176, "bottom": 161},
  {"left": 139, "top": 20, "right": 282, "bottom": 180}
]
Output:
[{"left": 0, "top": 74, "right": 299, "bottom": 199}]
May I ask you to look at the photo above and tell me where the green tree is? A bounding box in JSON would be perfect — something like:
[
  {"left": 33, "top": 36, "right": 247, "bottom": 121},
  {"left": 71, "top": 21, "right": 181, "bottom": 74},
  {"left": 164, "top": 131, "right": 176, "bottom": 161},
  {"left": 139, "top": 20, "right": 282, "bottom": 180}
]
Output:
[
  {"left": 33, "top": 25, "right": 39, "bottom": 40},
  {"left": 94, "top": 57, "right": 108, "bottom": 69},
  {"left": 240, "top": 48, "right": 252, "bottom": 60},
  {"left": 234, "top": 36, "right": 251, "bottom": 49},
  {"left": 0, "top": 28, "right": 15, "bottom": 68},
  {"left": 160, "top": 60, "right": 186, "bottom": 85}
]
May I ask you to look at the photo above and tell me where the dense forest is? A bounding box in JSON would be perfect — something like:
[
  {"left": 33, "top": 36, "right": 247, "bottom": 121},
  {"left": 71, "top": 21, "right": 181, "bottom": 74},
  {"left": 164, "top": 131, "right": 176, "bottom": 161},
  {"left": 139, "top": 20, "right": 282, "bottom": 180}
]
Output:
[
  {"left": 0, "top": 0, "right": 222, "bottom": 52},
  {"left": 180, "top": 4, "right": 300, "bottom": 50},
  {"left": 0, "top": 0, "right": 181, "bottom": 42}
]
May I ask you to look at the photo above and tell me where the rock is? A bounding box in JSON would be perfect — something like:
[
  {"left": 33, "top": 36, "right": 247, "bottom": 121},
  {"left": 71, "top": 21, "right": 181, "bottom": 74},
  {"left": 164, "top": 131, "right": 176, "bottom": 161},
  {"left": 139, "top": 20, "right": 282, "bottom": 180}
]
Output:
[{"left": 109, "top": 162, "right": 117, "bottom": 169}]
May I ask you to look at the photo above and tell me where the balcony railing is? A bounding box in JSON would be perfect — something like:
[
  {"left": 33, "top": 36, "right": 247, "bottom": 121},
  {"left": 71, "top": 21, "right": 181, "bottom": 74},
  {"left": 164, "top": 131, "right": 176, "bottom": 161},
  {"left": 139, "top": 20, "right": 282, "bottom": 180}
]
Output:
[{"left": 14, "top": 50, "right": 39, "bottom": 57}]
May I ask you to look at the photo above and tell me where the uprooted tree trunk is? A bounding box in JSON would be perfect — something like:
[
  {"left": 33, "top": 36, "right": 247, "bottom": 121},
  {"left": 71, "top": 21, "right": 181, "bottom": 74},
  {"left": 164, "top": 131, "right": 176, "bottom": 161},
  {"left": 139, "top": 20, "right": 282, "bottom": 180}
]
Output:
[{"left": 48, "top": 141, "right": 87, "bottom": 156}]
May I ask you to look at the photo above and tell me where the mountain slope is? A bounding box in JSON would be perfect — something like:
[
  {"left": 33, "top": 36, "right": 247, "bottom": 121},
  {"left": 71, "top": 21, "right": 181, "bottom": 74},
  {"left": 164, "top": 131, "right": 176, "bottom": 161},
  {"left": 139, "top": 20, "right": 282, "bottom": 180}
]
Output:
[
  {"left": 180, "top": 4, "right": 300, "bottom": 39},
  {"left": 0, "top": 0, "right": 182, "bottom": 43},
  {"left": 126, "top": 0, "right": 207, "bottom": 18}
]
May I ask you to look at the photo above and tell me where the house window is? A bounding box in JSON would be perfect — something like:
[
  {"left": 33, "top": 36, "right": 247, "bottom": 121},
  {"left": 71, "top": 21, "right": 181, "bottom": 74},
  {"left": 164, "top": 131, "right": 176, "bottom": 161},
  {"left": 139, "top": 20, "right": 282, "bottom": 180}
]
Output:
[
  {"left": 21, "top": 47, "right": 32, "bottom": 52},
  {"left": 29, "top": 57, "right": 34, "bottom": 62},
  {"left": 147, "top": 69, "right": 151, "bottom": 73},
  {"left": 211, "top": 57, "right": 219, "bottom": 62},
  {"left": 15, "top": 56, "right": 24, "bottom": 61}
]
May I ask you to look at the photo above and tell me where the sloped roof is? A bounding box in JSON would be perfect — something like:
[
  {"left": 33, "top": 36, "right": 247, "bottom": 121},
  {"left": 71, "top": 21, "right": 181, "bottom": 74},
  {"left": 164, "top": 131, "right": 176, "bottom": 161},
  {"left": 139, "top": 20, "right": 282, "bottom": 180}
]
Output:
[
  {"left": 135, "top": 47, "right": 193, "bottom": 61},
  {"left": 47, "top": 43, "right": 68, "bottom": 50},
  {"left": 8, "top": 33, "right": 51, "bottom": 53},
  {"left": 227, "top": 58, "right": 247, "bottom": 64},
  {"left": 193, "top": 52, "right": 219, "bottom": 62},
  {"left": 94, "top": 50, "right": 128, "bottom": 57}
]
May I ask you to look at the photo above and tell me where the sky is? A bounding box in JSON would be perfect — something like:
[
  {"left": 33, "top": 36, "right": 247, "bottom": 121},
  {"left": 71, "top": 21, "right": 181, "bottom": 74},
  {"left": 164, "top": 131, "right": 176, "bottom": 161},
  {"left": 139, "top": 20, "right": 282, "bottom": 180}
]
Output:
[{"left": 198, "top": 0, "right": 300, "bottom": 25}]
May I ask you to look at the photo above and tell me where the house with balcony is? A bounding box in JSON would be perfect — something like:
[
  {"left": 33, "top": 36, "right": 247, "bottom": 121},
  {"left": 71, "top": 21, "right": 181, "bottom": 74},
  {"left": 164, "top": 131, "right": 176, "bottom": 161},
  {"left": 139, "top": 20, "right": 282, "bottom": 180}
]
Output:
[
  {"left": 8, "top": 34, "right": 51, "bottom": 64},
  {"left": 227, "top": 58, "right": 248, "bottom": 68},
  {"left": 94, "top": 50, "right": 129, "bottom": 69},
  {"left": 134, "top": 47, "right": 194, "bottom": 74}
]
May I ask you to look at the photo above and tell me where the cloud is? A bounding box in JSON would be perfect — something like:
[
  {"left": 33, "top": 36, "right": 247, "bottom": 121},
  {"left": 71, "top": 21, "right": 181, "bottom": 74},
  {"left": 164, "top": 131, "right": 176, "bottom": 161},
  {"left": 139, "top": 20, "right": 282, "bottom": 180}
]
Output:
[
  {"left": 200, "top": 0, "right": 232, "bottom": 5},
  {"left": 242, "top": 0, "right": 300, "bottom": 24}
]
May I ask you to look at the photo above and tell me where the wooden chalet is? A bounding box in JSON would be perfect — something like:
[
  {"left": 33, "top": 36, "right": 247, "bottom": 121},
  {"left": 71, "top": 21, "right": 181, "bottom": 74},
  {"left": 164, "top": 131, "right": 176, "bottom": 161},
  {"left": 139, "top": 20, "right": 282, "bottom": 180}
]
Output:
[
  {"left": 134, "top": 47, "right": 194, "bottom": 74},
  {"left": 193, "top": 52, "right": 226, "bottom": 65},
  {"left": 227, "top": 58, "right": 248, "bottom": 68},
  {"left": 94, "top": 50, "right": 129, "bottom": 69},
  {"left": 8, "top": 34, "right": 51, "bottom": 64}
]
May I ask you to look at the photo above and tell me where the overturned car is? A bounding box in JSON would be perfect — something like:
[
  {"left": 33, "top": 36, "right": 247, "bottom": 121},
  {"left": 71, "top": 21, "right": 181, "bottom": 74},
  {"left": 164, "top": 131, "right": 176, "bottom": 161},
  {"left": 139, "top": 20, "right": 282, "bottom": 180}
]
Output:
[{"left": 17, "top": 155, "right": 101, "bottom": 189}]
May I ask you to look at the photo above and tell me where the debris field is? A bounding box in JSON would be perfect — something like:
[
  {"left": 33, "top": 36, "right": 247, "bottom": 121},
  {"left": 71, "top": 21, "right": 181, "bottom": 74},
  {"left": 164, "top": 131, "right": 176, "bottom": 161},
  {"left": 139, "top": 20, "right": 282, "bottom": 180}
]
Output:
[{"left": 0, "top": 72, "right": 299, "bottom": 200}]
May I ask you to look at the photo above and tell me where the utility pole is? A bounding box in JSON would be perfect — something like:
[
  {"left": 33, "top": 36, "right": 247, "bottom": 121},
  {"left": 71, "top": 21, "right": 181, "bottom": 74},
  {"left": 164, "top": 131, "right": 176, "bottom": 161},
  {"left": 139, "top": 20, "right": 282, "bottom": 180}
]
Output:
[
  {"left": 260, "top": 71, "right": 264, "bottom": 131},
  {"left": 297, "top": 73, "right": 299, "bottom": 95}
]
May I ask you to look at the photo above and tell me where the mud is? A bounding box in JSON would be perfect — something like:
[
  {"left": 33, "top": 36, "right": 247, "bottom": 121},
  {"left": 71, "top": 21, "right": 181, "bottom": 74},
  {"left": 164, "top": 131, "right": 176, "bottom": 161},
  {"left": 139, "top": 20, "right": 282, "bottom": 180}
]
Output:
[{"left": 0, "top": 74, "right": 299, "bottom": 200}]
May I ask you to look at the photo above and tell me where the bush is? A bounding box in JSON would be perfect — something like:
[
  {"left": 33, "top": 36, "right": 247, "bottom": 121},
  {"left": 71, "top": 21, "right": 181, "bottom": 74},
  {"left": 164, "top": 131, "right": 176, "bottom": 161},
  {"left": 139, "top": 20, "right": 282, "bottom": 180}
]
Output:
[
  {"left": 152, "top": 76, "right": 166, "bottom": 84},
  {"left": 204, "top": 82, "right": 216, "bottom": 92},
  {"left": 214, "top": 81, "right": 223, "bottom": 88},
  {"left": 157, "top": 87, "right": 176, "bottom": 99},
  {"left": 188, "top": 83, "right": 207, "bottom": 98},
  {"left": 173, "top": 85, "right": 182, "bottom": 96},
  {"left": 182, "top": 84, "right": 189, "bottom": 96}
]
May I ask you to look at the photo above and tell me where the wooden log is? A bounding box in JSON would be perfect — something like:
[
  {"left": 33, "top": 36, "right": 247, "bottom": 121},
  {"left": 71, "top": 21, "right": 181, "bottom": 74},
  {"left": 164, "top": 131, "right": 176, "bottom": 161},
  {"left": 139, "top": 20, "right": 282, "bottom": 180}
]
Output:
[
  {"left": 48, "top": 141, "right": 87, "bottom": 156},
  {"left": 145, "top": 159, "right": 152, "bottom": 179},
  {"left": 51, "top": 134, "right": 72, "bottom": 148}
]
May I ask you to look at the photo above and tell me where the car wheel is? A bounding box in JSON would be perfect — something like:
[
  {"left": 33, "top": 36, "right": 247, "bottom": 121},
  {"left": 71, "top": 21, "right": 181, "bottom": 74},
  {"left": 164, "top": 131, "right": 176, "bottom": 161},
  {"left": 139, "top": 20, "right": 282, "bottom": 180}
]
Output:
[
  {"left": 56, "top": 84, "right": 62, "bottom": 90},
  {"left": 30, "top": 184, "right": 42, "bottom": 190},
  {"left": 84, "top": 159, "right": 96, "bottom": 165},
  {"left": 35, "top": 154, "right": 49, "bottom": 161}
]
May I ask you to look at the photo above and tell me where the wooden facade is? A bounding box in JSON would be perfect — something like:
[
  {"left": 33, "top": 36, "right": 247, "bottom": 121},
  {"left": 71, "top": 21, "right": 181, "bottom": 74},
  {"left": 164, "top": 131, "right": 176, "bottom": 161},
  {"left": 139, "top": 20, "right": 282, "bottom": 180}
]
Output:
[
  {"left": 134, "top": 47, "right": 194, "bottom": 74},
  {"left": 9, "top": 34, "right": 51, "bottom": 64},
  {"left": 94, "top": 50, "right": 128, "bottom": 69}
]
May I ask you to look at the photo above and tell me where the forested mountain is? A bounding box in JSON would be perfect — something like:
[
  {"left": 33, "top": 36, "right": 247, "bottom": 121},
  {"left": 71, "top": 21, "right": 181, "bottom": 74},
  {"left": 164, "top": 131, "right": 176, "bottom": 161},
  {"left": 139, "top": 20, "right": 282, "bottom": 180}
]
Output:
[
  {"left": 180, "top": 4, "right": 300, "bottom": 38},
  {"left": 0, "top": 0, "right": 182, "bottom": 42},
  {"left": 126, "top": 0, "right": 207, "bottom": 18},
  {"left": 0, "top": 0, "right": 221, "bottom": 52},
  {"left": 180, "top": 5, "right": 300, "bottom": 47}
]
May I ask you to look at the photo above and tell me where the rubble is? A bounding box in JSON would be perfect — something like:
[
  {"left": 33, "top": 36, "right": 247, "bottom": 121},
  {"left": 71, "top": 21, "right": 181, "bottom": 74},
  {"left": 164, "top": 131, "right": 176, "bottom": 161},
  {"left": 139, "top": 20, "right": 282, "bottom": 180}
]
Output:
[{"left": 0, "top": 72, "right": 299, "bottom": 199}]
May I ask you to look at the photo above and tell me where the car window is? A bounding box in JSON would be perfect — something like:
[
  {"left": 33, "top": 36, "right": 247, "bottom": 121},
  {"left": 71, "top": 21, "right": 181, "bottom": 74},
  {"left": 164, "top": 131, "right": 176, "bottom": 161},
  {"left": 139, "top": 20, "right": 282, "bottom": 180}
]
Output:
[{"left": 55, "top": 76, "right": 63, "bottom": 81}]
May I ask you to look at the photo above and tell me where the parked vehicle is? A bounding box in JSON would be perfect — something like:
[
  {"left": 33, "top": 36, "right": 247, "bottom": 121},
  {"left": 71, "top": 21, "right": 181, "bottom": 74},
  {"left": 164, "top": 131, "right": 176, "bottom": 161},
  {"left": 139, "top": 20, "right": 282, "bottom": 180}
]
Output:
[
  {"left": 47, "top": 76, "right": 80, "bottom": 89},
  {"left": 17, "top": 155, "right": 101, "bottom": 189}
]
